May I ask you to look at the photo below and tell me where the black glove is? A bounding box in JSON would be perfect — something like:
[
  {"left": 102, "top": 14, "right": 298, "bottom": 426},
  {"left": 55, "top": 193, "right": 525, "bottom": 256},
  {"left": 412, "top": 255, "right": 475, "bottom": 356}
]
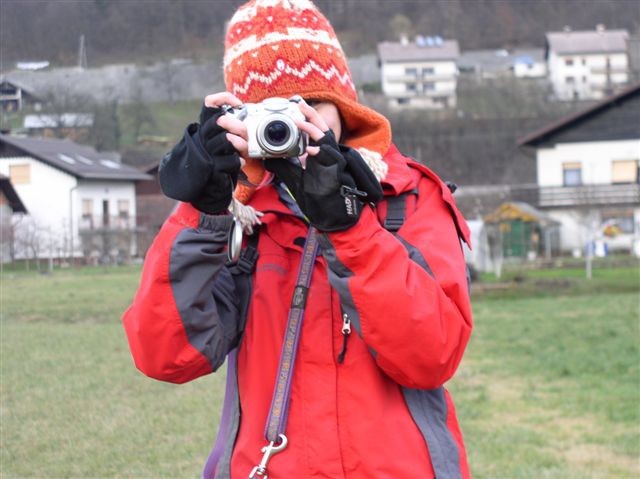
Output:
[
  {"left": 265, "top": 130, "right": 383, "bottom": 231},
  {"left": 159, "top": 104, "right": 240, "bottom": 214}
]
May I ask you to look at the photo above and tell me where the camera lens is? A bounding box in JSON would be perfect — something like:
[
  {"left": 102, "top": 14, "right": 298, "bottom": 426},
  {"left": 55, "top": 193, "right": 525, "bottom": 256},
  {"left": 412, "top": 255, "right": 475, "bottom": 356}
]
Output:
[{"left": 265, "top": 120, "right": 290, "bottom": 146}]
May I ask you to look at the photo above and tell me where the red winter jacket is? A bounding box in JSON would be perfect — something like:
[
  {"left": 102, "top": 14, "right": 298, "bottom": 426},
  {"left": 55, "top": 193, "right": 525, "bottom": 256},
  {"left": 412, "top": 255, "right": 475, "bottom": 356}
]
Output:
[{"left": 123, "top": 144, "right": 473, "bottom": 479}]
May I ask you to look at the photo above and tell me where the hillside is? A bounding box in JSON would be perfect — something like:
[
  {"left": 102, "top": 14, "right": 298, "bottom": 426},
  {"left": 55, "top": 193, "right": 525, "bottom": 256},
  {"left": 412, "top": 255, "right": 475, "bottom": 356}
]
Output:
[{"left": 2, "top": 0, "right": 639, "bottom": 69}]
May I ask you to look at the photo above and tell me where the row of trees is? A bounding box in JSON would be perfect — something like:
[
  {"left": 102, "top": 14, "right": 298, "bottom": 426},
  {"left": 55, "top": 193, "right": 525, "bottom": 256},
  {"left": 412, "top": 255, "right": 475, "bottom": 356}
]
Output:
[
  {"left": 2, "top": 84, "right": 156, "bottom": 153},
  {"left": 1, "top": 215, "right": 67, "bottom": 271},
  {"left": 2, "top": 0, "right": 637, "bottom": 68},
  {"left": 1, "top": 214, "right": 136, "bottom": 269}
]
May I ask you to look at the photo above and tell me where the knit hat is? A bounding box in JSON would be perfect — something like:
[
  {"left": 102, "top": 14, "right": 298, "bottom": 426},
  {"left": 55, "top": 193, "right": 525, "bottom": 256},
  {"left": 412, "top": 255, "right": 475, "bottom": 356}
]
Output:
[{"left": 224, "top": 0, "right": 391, "bottom": 204}]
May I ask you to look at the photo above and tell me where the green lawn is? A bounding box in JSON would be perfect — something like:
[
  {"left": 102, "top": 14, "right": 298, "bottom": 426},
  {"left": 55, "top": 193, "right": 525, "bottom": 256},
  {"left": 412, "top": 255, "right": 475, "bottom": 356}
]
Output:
[
  {"left": 1, "top": 265, "right": 639, "bottom": 478},
  {"left": 118, "top": 100, "right": 202, "bottom": 147}
]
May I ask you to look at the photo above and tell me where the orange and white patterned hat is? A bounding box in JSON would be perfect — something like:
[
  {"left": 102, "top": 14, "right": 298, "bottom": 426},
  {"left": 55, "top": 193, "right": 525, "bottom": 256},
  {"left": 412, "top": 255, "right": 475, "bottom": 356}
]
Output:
[{"left": 224, "top": 0, "right": 391, "bottom": 203}]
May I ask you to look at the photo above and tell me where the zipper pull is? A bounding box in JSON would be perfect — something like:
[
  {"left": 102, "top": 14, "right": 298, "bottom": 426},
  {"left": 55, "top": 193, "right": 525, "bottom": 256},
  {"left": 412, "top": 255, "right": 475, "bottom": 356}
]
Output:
[{"left": 337, "top": 313, "right": 351, "bottom": 364}]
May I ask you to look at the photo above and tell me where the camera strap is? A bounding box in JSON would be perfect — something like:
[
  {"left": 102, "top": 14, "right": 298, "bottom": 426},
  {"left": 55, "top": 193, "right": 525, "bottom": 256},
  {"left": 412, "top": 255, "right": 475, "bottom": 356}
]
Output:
[{"left": 249, "top": 226, "right": 319, "bottom": 479}]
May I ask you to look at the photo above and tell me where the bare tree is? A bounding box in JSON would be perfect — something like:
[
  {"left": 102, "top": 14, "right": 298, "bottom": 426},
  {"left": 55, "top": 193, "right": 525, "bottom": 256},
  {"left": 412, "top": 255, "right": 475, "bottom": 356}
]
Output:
[
  {"left": 29, "top": 87, "right": 95, "bottom": 140},
  {"left": 122, "top": 80, "right": 156, "bottom": 141},
  {"left": 89, "top": 99, "right": 121, "bottom": 151},
  {"left": 389, "top": 14, "right": 413, "bottom": 41},
  {"left": 157, "top": 59, "right": 181, "bottom": 105},
  {"left": 9, "top": 216, "right": 60, "bottom": 272},
  {"left": 3, "top": 1, "right": 638, "bottom": 66}
]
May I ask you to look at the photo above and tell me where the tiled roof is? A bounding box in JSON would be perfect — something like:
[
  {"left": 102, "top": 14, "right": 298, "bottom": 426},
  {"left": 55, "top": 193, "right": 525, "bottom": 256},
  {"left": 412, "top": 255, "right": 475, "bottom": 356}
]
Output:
[
  {"left": 0, "top": 134, "right": 152, "bottom": 181},
  {"left": 546, "top": 29, "right": 629, "bottom": 55},
  {"left": 378, "top": 39, "right": 459, "bottom": 62},
  {"left": 518, "top": 82, "right": 640, "bottom": 147}
]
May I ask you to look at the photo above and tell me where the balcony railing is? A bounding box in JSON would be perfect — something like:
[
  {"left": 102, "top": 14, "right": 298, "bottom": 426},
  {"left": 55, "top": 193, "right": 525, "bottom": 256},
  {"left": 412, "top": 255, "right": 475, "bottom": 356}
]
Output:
[
  {"left": 510, "top": 183, "right": 640, "bottom": 208},
  {"left": 385, "top": 73, "right": 455, "bottom": 83},
  {"left": 589, "top": 66, "right": 629, "bottom": 74},
  {"left": 78, "top": 215, "right": 136, "bottom": 231},
  {"left": 388, "top": 88, "right": 456, "bottom": 99}
]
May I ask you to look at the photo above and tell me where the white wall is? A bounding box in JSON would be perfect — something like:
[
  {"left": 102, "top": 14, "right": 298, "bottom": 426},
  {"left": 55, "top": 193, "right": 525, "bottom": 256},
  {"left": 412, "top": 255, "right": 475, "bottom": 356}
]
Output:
[
  {"left": 381, "top": 60, "right": 457, "bottom": 103},
  {"left": 76, "top": 181, "right": 137, "bottom": 222},
  {"left": 0, "top": 157, "right": 139, "bottom": 259},
  {"left": 514, "top": 61, "right": 547, "bottom": 78},
  {"left": 548, "top": 50, "right": 629, "bottom": 100},
  {"left": 547, "top": 207, "right": 640, "bottom": 253},
  {"left": 536, "top": 139, "right": 640, "bottom": 254},
  {"left": 0, "top": 156, "right": 77, "bottom": 258},
  {"left": 537, "top": 139, "right": 640, "bottom": 186},
  {"left": 76, "top": 181, "right": 138, "bottom": 257}
]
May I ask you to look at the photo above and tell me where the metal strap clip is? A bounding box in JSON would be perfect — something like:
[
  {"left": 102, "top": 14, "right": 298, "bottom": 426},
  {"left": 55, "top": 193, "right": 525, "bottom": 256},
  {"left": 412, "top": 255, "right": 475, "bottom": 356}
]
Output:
[{"left": 248, "top": 434, "right": 288, "bottom": 479}]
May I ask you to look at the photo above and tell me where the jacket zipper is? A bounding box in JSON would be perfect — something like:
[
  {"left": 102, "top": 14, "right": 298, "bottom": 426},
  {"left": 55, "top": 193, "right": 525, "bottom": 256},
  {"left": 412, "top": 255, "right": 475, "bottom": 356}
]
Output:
[{"left": 337, "top": 313, "right": 351, "bottom": 364}]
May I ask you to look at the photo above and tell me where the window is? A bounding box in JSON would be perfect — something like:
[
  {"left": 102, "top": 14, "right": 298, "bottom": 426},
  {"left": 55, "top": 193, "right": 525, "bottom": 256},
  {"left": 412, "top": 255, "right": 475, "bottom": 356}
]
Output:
[
  {"left": 406, "top": 83, "right": 417, "bottom": 92},
  {"left": 81, "top": 199, "right": 94, "bottom": 229},
  {"left": 565, "top": 76, "right": 575, "bottom": 84},
  {"left": 565, "top": 58, "right": 574, "bottom": 66},
  {"left": 602, "top": 210, "right": 635, "bottom": 234},
  {"left": 405, "top": 67, "right": 418, "bottom": 76},
  {"left": 9, "top": 164, "right": 30, "bottom": 184},
  {"left": 423, "top": 81, "right": 435, "bottom": 91},
  {"left": 118, "top": 199, "right": 130, "bottom": 218},
  {"left": 611, "top": 160, "right": 639, "bottom": 184},
  {"left": 582, "top": 58, "right": 587, "bottom": 66},
  {"left": 81, "top": 199, "right": 93, "bottom": 218},
  {"left": 563, "top": 162, "right": 582, "bottom": 186},
  {"left": 102, "top": 200, "right": 110, "bottom": 227},
  {"left": 422, "top": 67, "right": 435, "bottom": 75}
]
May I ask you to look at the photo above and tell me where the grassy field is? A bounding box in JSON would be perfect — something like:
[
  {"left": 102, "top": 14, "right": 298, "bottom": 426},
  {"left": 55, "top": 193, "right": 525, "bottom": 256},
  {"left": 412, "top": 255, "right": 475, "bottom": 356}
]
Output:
[
  {"left": 118, "top": 100, "right": 202, "bottom": 148},
  {"left": 1, "top": 264, "right": 639, "bottom": 478}
]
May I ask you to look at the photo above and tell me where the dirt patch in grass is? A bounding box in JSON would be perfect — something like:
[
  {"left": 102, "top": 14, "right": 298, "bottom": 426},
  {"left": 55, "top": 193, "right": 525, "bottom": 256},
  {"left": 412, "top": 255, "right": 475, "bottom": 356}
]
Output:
[{"left": 564, "top": 443, "right": 639, "bottom": 474}]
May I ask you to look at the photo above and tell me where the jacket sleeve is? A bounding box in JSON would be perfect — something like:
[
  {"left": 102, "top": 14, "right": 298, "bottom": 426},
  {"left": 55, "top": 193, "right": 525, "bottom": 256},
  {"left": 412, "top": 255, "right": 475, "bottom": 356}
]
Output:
[
  {"left": 159, "top": 123, "right": 213, "bottom": 203},
  {"left": 318, "top": 176, "right": 472, "bottom": 390},
  {"left": 122, "top": 202, "right": 241, "bottom": 384}
]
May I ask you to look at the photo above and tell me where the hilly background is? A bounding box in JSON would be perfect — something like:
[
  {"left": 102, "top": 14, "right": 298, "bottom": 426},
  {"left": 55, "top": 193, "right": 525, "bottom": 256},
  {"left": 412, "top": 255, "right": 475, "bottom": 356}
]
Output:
[
  {"left": 2, "top": 0, "right": 639, "bottom": 199},
  {"left": 2, "top": 0, "right": 639, "bottom": 69}
]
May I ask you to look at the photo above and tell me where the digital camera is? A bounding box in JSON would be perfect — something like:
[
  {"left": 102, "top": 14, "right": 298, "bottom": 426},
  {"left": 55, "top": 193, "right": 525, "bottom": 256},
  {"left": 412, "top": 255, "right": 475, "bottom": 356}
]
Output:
[{"left": 226, "top": 96, "right": 308, "bottom": 159}]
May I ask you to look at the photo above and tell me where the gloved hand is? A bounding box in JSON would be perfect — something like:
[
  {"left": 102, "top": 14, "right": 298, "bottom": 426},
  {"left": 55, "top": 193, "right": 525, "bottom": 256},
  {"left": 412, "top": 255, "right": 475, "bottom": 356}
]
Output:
[
  {"left": 265, "top": 130, "right": 383, "bottom": 231},
  {"left": 159, "top": 103, "right": 241, "bottom": 214}
]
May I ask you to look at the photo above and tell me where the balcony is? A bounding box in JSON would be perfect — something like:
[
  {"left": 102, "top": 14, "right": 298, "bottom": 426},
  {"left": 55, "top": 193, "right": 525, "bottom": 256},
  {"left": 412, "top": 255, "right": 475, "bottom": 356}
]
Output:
[
  {"left": 78, "top": 215, "right": 136, "bottom": 231},
  {"left": 511, "top": 183, "right": 640, "bottom": 208},
  {"left": 385, "top": 73, "right": 455, "bottom": 83},
  {"left": 388, "top": 86, "right": 456, "bottom": 98},
  {"left": 590, "top": 65, "right": 629, "bottom": 74}
]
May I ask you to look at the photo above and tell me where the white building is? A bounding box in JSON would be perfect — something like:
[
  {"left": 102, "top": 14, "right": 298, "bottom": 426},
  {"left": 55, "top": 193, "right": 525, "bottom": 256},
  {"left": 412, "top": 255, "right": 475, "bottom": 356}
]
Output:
[
  {"left": 513, "top": 50, "right": 547, "bottom": 79},
  {"left": 0, "top": 134, "right": 151, "bottom": 262},
  {"left": 546, "top": 27, "right": 630, "bottom": 101},
  {"left": 519, "top": 83, "right": 640, "bottom": 255},
  {"left": 0, "top": 77, "right": 42, "bottom": 112},
  {"left": 377, "top": 36, "right": 459, "bottom": 109}
]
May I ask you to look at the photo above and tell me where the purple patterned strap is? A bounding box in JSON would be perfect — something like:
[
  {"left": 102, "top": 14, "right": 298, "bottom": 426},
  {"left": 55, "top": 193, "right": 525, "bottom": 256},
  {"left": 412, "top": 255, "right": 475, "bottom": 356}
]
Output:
[{"left": 264, "top": 227, "right": 319, "bottom": 443}]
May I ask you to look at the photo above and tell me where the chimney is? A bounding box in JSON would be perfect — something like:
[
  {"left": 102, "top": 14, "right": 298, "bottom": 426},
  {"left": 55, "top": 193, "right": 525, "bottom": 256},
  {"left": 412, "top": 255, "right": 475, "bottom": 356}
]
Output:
[
  {"left": 563, "top": 25, "right": 572, "bottom": 33},
  {"left": 400, "top": 34, "right": 409, "bottom": 46},
  {"left": 596, "top": 24, "right": 606, "bottom": 33}
]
